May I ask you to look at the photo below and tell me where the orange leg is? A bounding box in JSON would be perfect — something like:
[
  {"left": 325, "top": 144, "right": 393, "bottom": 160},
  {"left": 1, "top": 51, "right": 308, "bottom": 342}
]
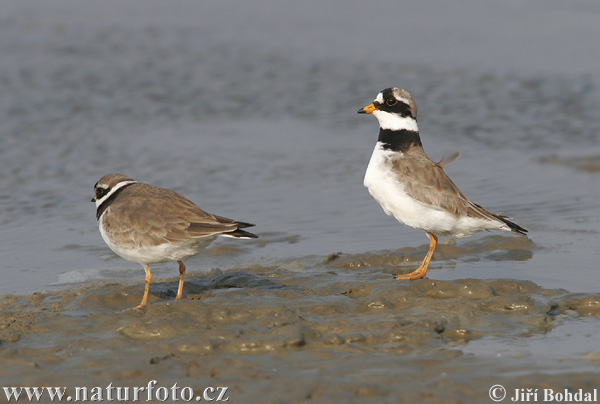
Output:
[
  {"left": 176, "top": 260, "right": 186, "bottom": 300},
  {"left": 125, "top": 264, "right": 153, "bottom": 311},
  {"left": 395, "top": 232, "right": 438, "bottom": 280}
]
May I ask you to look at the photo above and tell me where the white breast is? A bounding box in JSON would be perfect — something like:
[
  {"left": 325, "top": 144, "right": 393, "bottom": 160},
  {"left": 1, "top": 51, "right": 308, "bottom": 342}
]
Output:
[
  {"left": 364, "top": 143, "right": 434, "bottom": 228},
  {"left": 363, "top": 143, "right": 496, "bottom": 236}
]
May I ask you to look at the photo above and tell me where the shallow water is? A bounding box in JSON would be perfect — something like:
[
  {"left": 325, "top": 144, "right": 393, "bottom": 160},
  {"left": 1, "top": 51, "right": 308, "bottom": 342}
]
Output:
[
  {"left": 1, "top": 1, "right": 600, "bottom": 402},
  {"left": 1, "top": 1, "right": 599, "bottom": 296}
]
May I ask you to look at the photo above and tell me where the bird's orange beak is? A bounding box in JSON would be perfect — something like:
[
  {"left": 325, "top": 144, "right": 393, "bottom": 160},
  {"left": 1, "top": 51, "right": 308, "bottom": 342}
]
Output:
[
  {"left": 358, "top": 103, "right": 378, "bottom": 114},
  {"left": 91, "top": 196, "right": 97, "bottom": 202}
]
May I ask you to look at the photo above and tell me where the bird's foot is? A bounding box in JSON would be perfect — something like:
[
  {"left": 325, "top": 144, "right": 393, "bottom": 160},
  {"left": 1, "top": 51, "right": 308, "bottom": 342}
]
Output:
[
  {"left": 393, "top": 267, "right": 427, "bottom": 281},
  {"left": 122, "top": 303, "right": 146, "bottom": 312}
]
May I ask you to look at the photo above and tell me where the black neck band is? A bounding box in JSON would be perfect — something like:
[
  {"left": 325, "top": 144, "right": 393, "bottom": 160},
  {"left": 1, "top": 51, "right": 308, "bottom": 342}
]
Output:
[
  {"left": 378, "top": 128, "right": 422, "bottom": 152},
  {"left": 96, "top": 182, "right": 135, "bottom": 221}
]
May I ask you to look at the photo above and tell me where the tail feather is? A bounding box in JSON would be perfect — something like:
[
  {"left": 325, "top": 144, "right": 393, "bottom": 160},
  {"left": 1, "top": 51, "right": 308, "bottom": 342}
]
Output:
[
  {"left": 221, "top": 228, "right": 259, "bottom": 239},
  {"left": 471, "top": 202, "right": 528, "bottom": 236},
  {"left": 213, "top": 214, "right": 255, "bottom": 228},
  {"left": 211, "top": 214, "right": 258, "bottom": 238},
  {"left": 493, "top": 213, "right": 528, "bottom": 235},
  {"left": 234, "top": 221, "right": 256, "bottom": 229}
]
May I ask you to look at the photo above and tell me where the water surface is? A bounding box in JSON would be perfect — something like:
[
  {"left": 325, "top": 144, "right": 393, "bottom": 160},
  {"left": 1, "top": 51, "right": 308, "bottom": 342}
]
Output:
[{"left": 1, "top": 1, "right": 599, "bottom": 402}]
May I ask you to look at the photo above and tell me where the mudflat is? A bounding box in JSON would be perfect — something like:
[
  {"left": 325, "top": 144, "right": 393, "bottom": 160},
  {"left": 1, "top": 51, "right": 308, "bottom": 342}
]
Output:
[{"left": 2, "top": 247, "right": 599, "bottom": 403}]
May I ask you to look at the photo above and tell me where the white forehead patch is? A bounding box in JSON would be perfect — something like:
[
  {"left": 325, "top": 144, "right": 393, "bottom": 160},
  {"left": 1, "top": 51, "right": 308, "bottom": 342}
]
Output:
[{"left": 374, "top": 92, "right": 384, "bottom": 104}]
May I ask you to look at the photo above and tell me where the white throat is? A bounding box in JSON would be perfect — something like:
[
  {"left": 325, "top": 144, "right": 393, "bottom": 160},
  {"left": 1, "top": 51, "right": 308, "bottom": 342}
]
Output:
[
  {"left": 372, "top": 110, "right": 419, "bottom": 132},
  {"left": 95, "top": 180, "right": 137, "bottom": 208}
]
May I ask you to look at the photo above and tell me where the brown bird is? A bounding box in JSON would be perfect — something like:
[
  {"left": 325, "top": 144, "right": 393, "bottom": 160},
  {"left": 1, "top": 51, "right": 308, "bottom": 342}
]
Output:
[
  {"left": 358, "top": 88, "right": 527, "bottom": 280},
  {"left": 92, "top": 173, "right": 258, "bottom": 309}
]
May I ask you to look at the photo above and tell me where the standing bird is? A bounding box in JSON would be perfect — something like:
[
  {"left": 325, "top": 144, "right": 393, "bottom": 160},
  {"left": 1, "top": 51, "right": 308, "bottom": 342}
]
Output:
[
  {"left": 92, "top": 173, "right": 258, "bottom": 310},
  {"left": 358, "top": 88, "right": 527, "bottom": 280}
]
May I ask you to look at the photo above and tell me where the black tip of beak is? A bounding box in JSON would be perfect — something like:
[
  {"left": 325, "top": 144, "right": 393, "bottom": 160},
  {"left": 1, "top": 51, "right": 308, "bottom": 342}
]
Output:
[
  {"left": 357, "top": 108, "right": 366, "bottom": 114},
  {"left": 91, "top": 197, "right": 96, "bottom": 202}
]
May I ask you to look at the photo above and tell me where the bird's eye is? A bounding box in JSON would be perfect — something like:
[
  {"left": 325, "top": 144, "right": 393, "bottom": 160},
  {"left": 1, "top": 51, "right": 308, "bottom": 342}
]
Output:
[
  {"left": 385, "top": 98, "right": 398, "bottom": 106},
  {"left": 96, "top": 187, "right": 108, "bottom": 198}
]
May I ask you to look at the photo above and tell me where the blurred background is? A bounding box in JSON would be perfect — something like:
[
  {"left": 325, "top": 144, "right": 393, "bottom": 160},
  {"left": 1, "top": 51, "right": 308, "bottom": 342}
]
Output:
[{"left": 1, "top": 0, "right": 599, "bottom": 295}]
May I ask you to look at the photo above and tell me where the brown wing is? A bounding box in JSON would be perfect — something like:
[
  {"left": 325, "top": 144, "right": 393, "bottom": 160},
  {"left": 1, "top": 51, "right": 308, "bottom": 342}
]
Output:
[
  {"left": 391, "top": 148, "right": 501, "bottom": 222},
  {"left": 102, "top": 183, "right": 245, "bottom": 248}
]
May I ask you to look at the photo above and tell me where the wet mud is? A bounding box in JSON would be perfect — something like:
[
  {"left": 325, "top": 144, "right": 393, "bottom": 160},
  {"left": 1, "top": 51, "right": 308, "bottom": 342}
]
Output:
[{"left": 1, "top": 246, "right": 599, "bottom": 403}]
